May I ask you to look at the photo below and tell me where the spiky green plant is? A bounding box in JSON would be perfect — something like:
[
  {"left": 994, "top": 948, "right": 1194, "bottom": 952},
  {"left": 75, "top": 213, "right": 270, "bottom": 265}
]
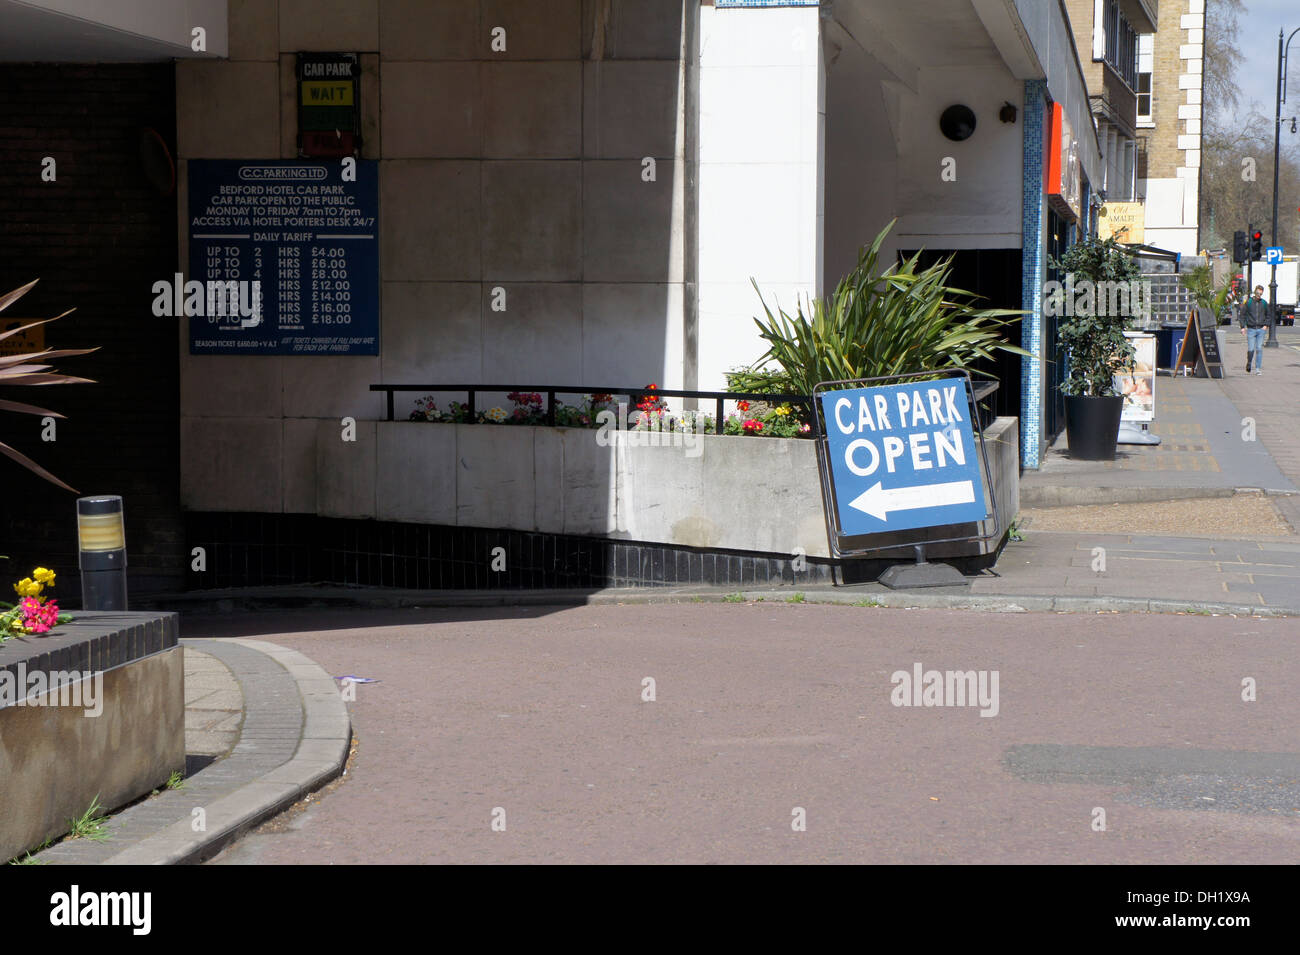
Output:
[
  {"left": 1179, "top": 264, "right": 1236, "bottom": 326},
  {"left": 0, "top": 280, "right": 97, "bottom": 492},
  {"left": 726, "top": 220, "right": 1031, "bottom": 401}
]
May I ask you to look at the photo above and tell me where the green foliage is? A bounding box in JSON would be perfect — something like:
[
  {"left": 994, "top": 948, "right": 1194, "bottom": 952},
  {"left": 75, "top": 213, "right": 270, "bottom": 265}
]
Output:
[
  {"left": 1179, "top": 264, "right": 1236, "bottom": 325},
  {"left": 0, "top": 281, "right": 98, "bottom": 492},
  {"left": 7, "top": 838, "right": 52, "bottom": 865},
  {"left": 67, "top": 793, "right": 110, "bottom": 842},
  {"left": 786, "top": 592, "right": 806, "bottom": 603},
  {"left": 723, "top": 592, "right": 745, "bottom": 603},
  {"left": 726, "top": 220, "right": 1031, "bottom": 399},
  {"left": 1051, "top": 236, "right": 1139, "bottom": 397}
]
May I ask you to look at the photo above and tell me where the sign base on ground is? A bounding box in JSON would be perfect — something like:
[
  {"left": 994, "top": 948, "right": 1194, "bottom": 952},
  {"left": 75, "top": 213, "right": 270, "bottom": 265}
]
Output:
[{"left": 878, "top": 560, "right": 968, "bottom": 589}]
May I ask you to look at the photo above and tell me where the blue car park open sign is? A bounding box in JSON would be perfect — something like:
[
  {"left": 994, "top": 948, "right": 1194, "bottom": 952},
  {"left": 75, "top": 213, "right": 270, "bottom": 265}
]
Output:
[
  {"left": 818, "top": 376, "right": 988, "bottom": 538},
  {"left": 187, "top": 160, "right": 379, "bottom": 355}
]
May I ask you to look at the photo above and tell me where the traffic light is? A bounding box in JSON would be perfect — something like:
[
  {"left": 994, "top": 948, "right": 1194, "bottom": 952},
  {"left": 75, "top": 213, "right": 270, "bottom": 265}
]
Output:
[
  {"left": 1250, "top": 229, "right": 1264, "bottom": 261},
  {"left": 1233, "top": 230, "right": 1248, "bottom": 263}
]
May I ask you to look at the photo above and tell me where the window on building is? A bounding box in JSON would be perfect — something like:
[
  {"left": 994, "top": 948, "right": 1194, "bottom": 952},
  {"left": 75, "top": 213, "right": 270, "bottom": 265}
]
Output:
[
  {"left": 1136, "top": 34, "right": 1153, "bottom": 122},
  {"left": 1100, "top": 0, "right": 1138, "bottom": 90}
]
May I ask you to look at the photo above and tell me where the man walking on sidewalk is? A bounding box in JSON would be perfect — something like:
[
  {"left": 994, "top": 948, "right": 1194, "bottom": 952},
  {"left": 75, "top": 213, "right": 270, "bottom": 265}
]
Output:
[{"left": 1239, "top": 285, "right": 1270, "bottom": 375}]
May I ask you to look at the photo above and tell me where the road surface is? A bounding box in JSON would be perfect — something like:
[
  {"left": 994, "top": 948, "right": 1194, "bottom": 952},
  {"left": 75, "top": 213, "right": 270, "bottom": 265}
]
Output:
[{"left": 189, "top": 602, "right": 1299, "bottom": 864}]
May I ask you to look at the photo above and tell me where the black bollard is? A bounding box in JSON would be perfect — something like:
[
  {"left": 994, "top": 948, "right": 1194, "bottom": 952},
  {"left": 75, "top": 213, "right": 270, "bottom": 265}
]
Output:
[{"left": 77, "top": 495, "right": 128, "bottom": 611}]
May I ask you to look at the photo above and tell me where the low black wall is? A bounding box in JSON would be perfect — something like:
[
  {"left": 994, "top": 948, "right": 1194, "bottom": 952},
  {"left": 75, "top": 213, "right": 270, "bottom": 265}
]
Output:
[{"left": 178, "top": 512, "right": 998, "bottom": 593}]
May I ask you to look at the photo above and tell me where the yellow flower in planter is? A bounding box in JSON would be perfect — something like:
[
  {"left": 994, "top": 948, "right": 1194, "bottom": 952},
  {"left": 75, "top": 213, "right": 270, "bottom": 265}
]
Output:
[
  {"left": 485, "top": 407, "right": 507, "bottom": 423},
  {"left": 775, "top": 405, "right": 791, "bottom": 416},
  {"left": 14, "top": 577, "right": 42, "bottom": 598},
  {"left": 33, "top": 567, "right": 55, "bottom": 584}
]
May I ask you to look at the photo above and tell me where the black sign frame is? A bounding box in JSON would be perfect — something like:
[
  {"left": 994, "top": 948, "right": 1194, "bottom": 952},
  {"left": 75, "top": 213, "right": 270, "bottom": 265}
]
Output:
[
  {"left": 296, "top": 52, "right": 361, "bottom": 158},
  {"left": 811, "top": 368, "right": 1002, "bottom": 563},
  {"left": 1172, "top": 308, "right": 1225, "bottom": 379}
]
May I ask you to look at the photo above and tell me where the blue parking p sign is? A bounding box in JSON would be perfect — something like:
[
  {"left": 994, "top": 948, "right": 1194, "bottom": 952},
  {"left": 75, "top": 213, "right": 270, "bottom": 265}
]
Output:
[
  {"left": 820, "top": 377, "right": 987, "bottom": 536},
  {"left": 1266, "top": 246, "right": 1284, "bottom": 265}
]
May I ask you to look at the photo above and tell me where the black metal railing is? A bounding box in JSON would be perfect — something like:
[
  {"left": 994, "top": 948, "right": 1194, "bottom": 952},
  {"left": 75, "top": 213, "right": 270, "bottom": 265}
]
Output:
[
  {"left": 371, "top": 380, "right": 999, "bottom": 429},
  {"left": 371, "top": 384, "right": 812, "bottom": 429}
]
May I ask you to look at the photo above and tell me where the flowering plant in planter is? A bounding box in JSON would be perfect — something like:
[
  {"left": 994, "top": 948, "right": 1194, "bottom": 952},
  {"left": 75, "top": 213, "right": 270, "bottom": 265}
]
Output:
[
  {"left": 406, "top": 387, "right": 813, "bottom": 438},
  {"left": 506, "top": 392, "right": 545, "bottom": 424},
  {"left": 0, "top": 566, "right": 72, "bottom": 641},
  {"left": 409, "top": 397, "right": 477, "bottom": 423}
]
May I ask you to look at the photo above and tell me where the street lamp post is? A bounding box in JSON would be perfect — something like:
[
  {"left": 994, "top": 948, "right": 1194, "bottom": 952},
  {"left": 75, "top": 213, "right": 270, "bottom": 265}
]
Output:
[{"left": 1268, "top": 27, "right": 1300, "bottom": 347}]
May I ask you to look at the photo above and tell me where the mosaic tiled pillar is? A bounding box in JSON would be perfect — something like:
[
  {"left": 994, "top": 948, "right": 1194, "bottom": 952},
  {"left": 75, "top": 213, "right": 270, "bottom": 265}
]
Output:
[{"left": 1019, "top": 80, "right": 1047, "bottom": 469}]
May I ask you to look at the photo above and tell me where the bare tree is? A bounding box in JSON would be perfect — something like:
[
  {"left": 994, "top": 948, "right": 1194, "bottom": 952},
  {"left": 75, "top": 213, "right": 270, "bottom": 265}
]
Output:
[
  {"left": 1196, "top": 0, "right": 1300, "bottom": 250},
  {"left": 1202, "top": 0, "right": 1245, "bottom": 127}
]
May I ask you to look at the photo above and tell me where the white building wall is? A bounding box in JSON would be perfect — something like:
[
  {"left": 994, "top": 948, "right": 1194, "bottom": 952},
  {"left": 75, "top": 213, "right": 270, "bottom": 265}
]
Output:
[
  {"left": 892, "top": 65, "right": 1026, "bottom": 251},
  {"left": 697, "top": 4, "right": 821, "bottom": 391}
]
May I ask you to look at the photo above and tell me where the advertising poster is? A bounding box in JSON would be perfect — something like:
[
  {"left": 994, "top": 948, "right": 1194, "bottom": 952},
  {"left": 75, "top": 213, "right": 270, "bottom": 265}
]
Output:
[{"left": 1117, "top": 332, "right": 1156, "bottom": 422}]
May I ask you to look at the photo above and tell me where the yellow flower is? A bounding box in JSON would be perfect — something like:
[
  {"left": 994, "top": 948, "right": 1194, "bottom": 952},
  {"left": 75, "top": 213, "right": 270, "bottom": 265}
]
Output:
[
  {"left": 13, "top": 578, "right": 41, "bottom": 598},
  {"left": 33, "top": 567, "right": 55, "bottom": 584},
  {"left": 776, "top": 405, "right": 791, "bottom": 416}
]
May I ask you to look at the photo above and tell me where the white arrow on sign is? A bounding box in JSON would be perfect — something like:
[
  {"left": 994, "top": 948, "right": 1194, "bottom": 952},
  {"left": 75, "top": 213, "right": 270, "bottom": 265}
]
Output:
[{"left": 848, "top": 480, "right": 975, "bottom": 522}]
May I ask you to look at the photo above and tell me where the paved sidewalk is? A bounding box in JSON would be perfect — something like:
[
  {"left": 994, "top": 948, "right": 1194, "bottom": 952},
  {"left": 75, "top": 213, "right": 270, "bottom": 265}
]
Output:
[
  {"left": 1219, "top": 328, "right": 1300, "bottom": 520},
  {"left": 185, "top": 648, "right": 243, "bottom": 761},
  {"left": 973, "top": 529, "right": 1300, "bottom": 611},
  {"left": 1022, "top": 327, "right": 1300, "bottom": 504},
  {"left": 23, "top": 638, "right": 349, "bottom": 865}
]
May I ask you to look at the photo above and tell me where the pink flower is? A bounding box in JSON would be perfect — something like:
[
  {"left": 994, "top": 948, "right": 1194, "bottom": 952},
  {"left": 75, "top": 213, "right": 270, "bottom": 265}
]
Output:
[{"left": 19, "top": 596, "right": 58, "bottom": 635}]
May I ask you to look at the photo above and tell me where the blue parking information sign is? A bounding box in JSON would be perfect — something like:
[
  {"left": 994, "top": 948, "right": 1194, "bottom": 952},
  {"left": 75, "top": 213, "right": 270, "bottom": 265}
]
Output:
[
  {"left": 820, "top": 377, "right": 987, "bottom": 536},
  {"left": 187, "top": 160, "right": 379, "bottom": 355},
  {"left": 1265, "top": 246, "right": 1284, "bottom": 265}
]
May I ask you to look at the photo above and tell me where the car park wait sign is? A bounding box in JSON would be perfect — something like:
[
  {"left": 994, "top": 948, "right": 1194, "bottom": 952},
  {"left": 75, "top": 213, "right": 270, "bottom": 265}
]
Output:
[{"left": 819, "top": 377, "right": 987, "bottom": 536}]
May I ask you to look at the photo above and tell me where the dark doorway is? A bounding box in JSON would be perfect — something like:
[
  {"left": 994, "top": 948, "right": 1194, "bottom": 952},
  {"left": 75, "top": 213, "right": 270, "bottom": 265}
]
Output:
[
  {"left": 0, "top": 64, "right": 182, "bottom": 603},
  {"left": 899, "top": 248, "right": 1023, "bottom": 423}
]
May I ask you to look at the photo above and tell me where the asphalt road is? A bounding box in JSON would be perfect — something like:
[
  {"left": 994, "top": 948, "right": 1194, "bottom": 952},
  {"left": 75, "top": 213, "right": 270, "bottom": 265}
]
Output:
[{"left": 190, "top": 603, "right": 1299, "bottom": 864}]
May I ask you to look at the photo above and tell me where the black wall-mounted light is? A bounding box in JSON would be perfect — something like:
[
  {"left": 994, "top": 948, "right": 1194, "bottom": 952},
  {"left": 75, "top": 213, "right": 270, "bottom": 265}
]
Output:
[
  {"left": 939, "top": 104, "right": 977, "bottom": 141},
  {"left": 999, "top": 102, "right": 1018, "bottom": 124}
]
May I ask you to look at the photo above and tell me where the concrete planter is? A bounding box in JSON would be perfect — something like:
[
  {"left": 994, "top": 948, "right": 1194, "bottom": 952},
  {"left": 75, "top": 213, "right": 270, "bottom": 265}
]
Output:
[
  {"left": 0, "top": 612, "right": 184, "bottom": 862},
  {"left": 358, "top": 416, "right": 1019, "bottom": 560},
  {"left": 183, "top": 413, "right": 1019, "bottom": 563}
]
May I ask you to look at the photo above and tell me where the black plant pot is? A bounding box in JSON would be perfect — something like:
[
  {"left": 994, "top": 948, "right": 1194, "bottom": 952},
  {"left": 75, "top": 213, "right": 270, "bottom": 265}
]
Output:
[{"left": 1064, "top": 395, "right": 1124, "bottom": 461}]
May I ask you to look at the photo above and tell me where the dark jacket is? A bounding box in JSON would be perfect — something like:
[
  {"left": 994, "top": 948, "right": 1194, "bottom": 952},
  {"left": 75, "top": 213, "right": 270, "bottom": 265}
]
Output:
[{"left": 1239, "top": 296, "right": 1271, "bottom": 328}]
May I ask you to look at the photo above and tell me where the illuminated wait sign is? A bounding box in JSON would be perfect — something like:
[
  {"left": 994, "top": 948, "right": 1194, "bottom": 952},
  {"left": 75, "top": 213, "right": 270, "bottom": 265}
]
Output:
[
  {"left": 296, "top": 53, "right": 360, "bottom": 157},
  {"left": 819, "top": 377, "right": 987, "bottom": 535}
]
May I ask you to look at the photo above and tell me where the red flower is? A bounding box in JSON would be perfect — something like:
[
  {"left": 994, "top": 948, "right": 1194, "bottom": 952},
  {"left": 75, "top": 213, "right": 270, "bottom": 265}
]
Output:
[
  {"left": 742, "top": 419, "right": 763, "bottom": 434},
  {"left": 737, "top": 400, "right": 750, "bottom": 412}
]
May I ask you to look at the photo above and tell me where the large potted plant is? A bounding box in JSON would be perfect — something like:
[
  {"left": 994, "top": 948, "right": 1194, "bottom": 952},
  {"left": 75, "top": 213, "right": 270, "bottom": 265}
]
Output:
[{"left": 1051, "top": 236, "right": 1139, "bottom": 461}]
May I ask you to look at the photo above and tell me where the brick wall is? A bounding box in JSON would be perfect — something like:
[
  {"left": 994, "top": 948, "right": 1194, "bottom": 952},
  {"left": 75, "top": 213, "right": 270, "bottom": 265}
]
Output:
[
  {"left": 0, "top": 64, "right": 183, "bottom": 602},
  {"left": 1147, "top": 0, "right": 1199, "bottom": 180}
]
